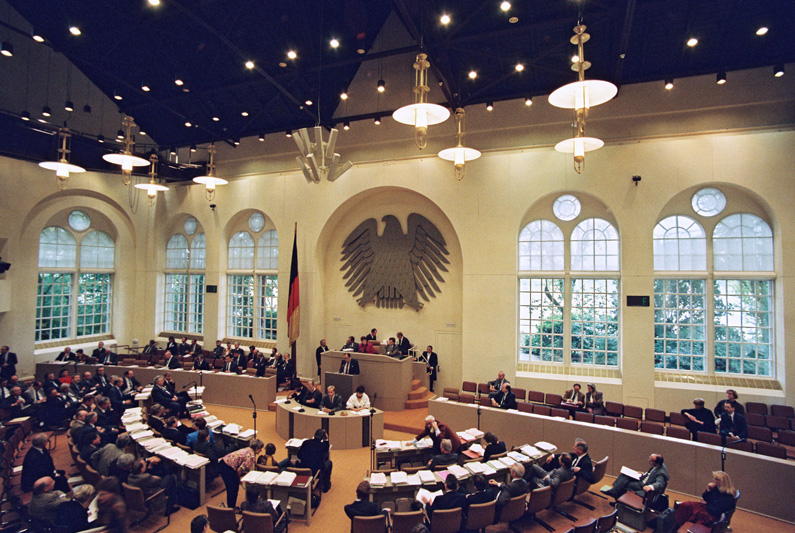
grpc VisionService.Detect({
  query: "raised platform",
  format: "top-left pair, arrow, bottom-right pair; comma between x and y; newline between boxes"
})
383,406 -> 428,434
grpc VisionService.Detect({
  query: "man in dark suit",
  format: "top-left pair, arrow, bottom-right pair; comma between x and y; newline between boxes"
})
489,463 -> 528,521
315,339 -> 329,375
161,416 -> 188,445
422,346 -> 438,392
99,349 -> 117,366
338,353 -> 360,375
193,354 -> 211,371
682,398 -> 717,437
341,336 -> 358,352
365,328 -> 378,342
22,433 -> 69,493
562,383 -> 585,408
601,453 -> 669,500
93,367 -> 110,392
466,474 -> 496,512
491,383 -> 518,410
212,340 -> 225,359
487,371 -> 510,399
713,389 -> 745,418
122,370 -> 142,394
525,453 -> 575,491
91,342 -> 107,362
297,380 -> 322,408
427,438 -> 459,470
298,428 -> 332,492
427,475 -> 467,520
152,376 -> 182,417
232,348 -> 247,373
344,480 -> 385,520
2,386 -> 29,418
396,332 -> 411,356
55,347 -> 75,361
162,351 -> 181,369
107,377 -> 132,414
189,339 -> 202,355
0,346 -> 17,380
179,337 -> 191,356
220,355 -> 238,374
719,402 -> 748,443
321,385 -> 344,413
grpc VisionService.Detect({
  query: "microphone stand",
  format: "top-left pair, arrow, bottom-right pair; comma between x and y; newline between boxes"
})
249,394 -> 257,439
369,406 -> 376,473
477,405 -> 482,430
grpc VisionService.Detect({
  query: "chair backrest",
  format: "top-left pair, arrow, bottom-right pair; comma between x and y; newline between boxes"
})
770,404 -> 795,418
207,504 -> 239,532
615,418 -> 639,431
477,383 -> 490,395
669,411 -> 689,426
623,405 -> 643,420
287,466 -> 314,476
777,430 -> 795,446
512,388 -> 526,401
479,396 -> 492,407
755,441 -> 787,459
517,401 -> 533,413
461,381 -> 477,393
526,485 -> 553,514
729,440 -> 754,453
725,490 -> 740,528
121,482 -> 147,514
550,407 -> 569,419
246,368 -> 257,375
574,412 -> 594,424
746,412 -> 766,427
552,477 -> 576,505
533,405 -> 551,416
605,401 -> 624,417
574,517 -> 597,533
596,508 -> 617,532
458,393 -> 474,404
745,402 -> 768,415
442,388 -> 459,401
710,513 -> 726,533
641,421 -> 665,435
665,425 -> 691,440
400,465 -> 425,474
592,456 -> 609,484
527,390 -> 545,403
545,393 -> 562,406
391,510 -> 424,533
698,432 -> 722,446
747,425 -> 772,442
574,474 -> 591,497
645,408 -> 666,423
499,494 -> 527,523
352,514 -> 387,533
84,464 -> 102,486
594,415 -> 615,427
766,415 -> 790,431
430,507 -> 462,533
464,500 -> 496,530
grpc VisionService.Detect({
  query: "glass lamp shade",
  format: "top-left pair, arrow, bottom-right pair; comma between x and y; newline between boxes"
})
39,160 -> 86,178
392,102 -> 450,127
102,152 -> 150,171
438,146 -> 481,165
193,176 -> 228,190
554,136 -> 604,155
134,183 -> 168,194
548,80 -> 617,110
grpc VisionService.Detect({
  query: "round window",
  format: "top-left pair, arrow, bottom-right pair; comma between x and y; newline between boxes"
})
183,216 -> 198,235
68,210 -> 91,231
691,188 -> 726,217
553,194 -> 581,221
248,212 -> 265,232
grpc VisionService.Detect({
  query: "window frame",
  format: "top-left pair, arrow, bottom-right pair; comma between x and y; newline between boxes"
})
163,219 -> 205,335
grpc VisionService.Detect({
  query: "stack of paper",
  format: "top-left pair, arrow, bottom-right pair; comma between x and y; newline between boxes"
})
457,431 -> 476,443
124,423 -> 147,433
416,488 -> 442,505
508,451 -> 530,463
447,465 -> 469,479
535,441 -> 556,452
130,430 -> 154,441
369,472 -> 387,487
620,466 -> 642,480
415,438 -> 433,449
239,429 -> 256,439
465,428 -> 485,439
436,397 -> 449,402
418,470 -> 436,484
241,471 -> 277,484
207,419 -> 224,429
134,392 -> 151,401
406,474 -> 422,486
465,462 -> 486,474
468,443 -> 485,456
222,424 -> 240,435
486,460 -> 507,471
390,472 -> 408,485
141,438 -> 166,450
498,456 -> 517,468
481,463 -> 497,476
520,445 -> 542,458
285,438 -> 306,448
274,471 -> 297,486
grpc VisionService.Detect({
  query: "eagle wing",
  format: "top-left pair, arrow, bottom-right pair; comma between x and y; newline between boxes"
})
406,213 -> 450,302
340,218 -> 378,302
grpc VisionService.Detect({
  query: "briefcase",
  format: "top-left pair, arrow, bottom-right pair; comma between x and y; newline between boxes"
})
176,485 -> 200,509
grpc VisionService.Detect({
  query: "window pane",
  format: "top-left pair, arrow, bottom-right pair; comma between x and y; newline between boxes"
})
228,232 -> 255,270
653,216 -> 706,271
190,233 -> 206,270
257,230 -> 279,271
68,210 -> 91,231
714,279 -> 773,376
166,234 -> 190,270
653,279 -> 706,371
189,274 -> 205,334
571,218 -> 619,272
713,214 -> 773,272
76,273 -> 111,337
691,188 -> 727,217
257,275 -> 278,340
518,278 -> 564,363
552,194 -> 581,221
39,227 -> 76,268
518,220 -> 564,272
571,278 -> 620,367
80,231 -> 115,269
164,274 -> 188,332
227,274 -> 254,338
36,273 -> 72,341
183,216 -> 198,235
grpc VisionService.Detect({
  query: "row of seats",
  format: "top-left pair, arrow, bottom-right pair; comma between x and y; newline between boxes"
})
114,353 -> 281,376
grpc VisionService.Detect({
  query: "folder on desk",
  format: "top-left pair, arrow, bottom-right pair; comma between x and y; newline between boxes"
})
519,445 -> 542,458
370,472 -> 387,487
292,475 -> 311,488
535,441 -> 556,452
390,471 -> 408,485
447,465 -> 469,479
465,462 -> 486,474
508,451 -> 530,463
274,471 -> 297,486
418,470 -> 436,484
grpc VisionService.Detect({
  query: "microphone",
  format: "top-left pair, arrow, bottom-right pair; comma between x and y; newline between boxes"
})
182,381 -> 197,389
249,394 -> 256,407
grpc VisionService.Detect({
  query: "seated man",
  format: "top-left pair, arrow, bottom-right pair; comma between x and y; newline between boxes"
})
92,434 -> 131,476
365,328 -> 378,342
161,351 -> 181,370
466,474 -> 496,511
152,376 -> 183,418
713,389 -> 745,418
719,402 -> 748,443
55,347 -> 75,361
525,452 -> 574,491
396,332 -> 411,356
483,432 -> 506,461
212,340 -> 225,359
127,458 -> 179,513
341,336 -> 358,351
2,386 -> 29,418
193,354 -> 211,371
108,376 -> 133,415
162,416 -> 188,445
542,438 -> 594,484
344,480 -> 385,520
427,475 -> 467,521
220,355 -> 238,374
601,453 -> 669,500
427,438 -> 458,470
489,463 -> 528,521
682,398 -> 717,437
298,428 -> 332,492
321,385 -> 344,413
80,430 -> 103,463
346,386 -> 371,412
297,380 -> 322,409
339,353 -> 360,375
94,367 -> 111,392
108,453 -> 135,484
491,383 -> 517,410
91,341 -> 107,362
23,434 -> 70,493
384,337 -> 400,358
122,370 -> 143,394
562,383 -> 585,409
28,477 -> 68,524
487,371 -> 510,400
241,489 -> 285,531
59,483 -> 94,533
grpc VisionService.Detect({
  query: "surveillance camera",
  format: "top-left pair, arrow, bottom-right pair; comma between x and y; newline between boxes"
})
0,258 -> 9,274
209,203 -> 216,211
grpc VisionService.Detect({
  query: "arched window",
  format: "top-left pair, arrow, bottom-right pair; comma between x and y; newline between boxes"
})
653,188 -> 774,377
226,212 -> 278,340
518,195 -> 620,368
36,211 -> 115,341
164,216 -> 205,334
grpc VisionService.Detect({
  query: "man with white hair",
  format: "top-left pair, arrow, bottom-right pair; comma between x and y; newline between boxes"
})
59,483 -> 95,532
414,415 -> 461,455
489,463 -> 528,521
488,371 -> 510,400
22,433 -> 69,493
29,477 -> 68,523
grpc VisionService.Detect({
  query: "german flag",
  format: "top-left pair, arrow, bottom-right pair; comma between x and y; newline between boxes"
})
287,224 -> 300,347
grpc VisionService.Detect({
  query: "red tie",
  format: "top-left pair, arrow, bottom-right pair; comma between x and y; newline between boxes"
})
345,362 -> 350,374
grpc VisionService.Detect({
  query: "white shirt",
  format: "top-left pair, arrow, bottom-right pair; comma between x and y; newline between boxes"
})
346,393 -> 371,410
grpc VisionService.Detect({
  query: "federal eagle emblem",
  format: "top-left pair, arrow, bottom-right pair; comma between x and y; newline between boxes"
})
340,214 -> 450,310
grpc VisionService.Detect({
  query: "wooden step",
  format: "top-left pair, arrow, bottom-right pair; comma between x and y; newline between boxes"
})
405,398 -> 430,409
411,379 -> 422,391
268,402 -> 277,412
408,387 -> 428,400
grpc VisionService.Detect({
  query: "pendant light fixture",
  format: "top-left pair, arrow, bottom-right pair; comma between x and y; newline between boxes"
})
134,154 -> 167,206
392,53 -> 450,149
437,108 -> 480,180
293,126 -> 353,183
193,143 -> 227,201
102,116 -> 149,184
548,24 -> 617,173
39,127 -> 86,190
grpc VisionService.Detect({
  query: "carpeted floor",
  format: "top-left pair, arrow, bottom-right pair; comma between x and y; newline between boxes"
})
49,405 -> 794,532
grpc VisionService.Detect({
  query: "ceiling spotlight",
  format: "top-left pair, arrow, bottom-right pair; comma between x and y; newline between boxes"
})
190,144 -> 196,153
515,63 -> 524,72
374,116 -> 381,125
258,133 -> 265,142
233,138 -> 240,146
774,64 -> 784,77
184,121 -> 192,127
340,91 -> 348,100
664,78 -> 674,90
524,97 -> 532,106
330,38 -> 340,48
716,71 -> 727,84
21,110 -> 30,121
241,111 -> 249,117
97,134 -> 104,143
41,106 -> 51,117
212,116 -> 219,122
116,129 -> 125,140
377,79 -> 385,92
278,61 -> 287,68
287,49 -> 297,60
0,42 -> 14,57
486,101 -> 493,111
113,90 -> 122,101
141,81 -> 150,92
169,147 -> 176,155
286,130 -> 292,138
571,55 -> 580,63
69,26 -> 81,36
343,121 -> 350,130
468,70 -> 477,79
174,77 -> 184,86
31,31 -> 44,43
357,47 -> 365,55
148,0 -> 160,5
64,100 -> 74,112
686,37 -> 698,47
500,1 -> 511,11
83,104 -> 91,113
440,14 -> 451,25
756,26 -> 768,36
509,16 -> 518,23
139,131 -> 146,136
245,60 -> 255,69
305,99 -> 313,106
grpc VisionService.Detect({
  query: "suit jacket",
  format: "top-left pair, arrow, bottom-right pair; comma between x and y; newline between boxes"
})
542,466 -> 574,490
495,390 -> 517,410
165,341 -> 179,355
496,478 -> 528,507
162,426 -> 188,445
298,438 -> 330,476
429,452 -> 459,470
94,374 -> 110,391
58,499 -> 90,533
21,447 -> 56,492
221,360 -> 238,373
300,388 -> 322,408
385,344 -> 399,357
24,387 -> 46,404
483,441 -> 506,462
91,348 -> 106,361
234,354 -> 248,371
338,358 -> 360,375
55,351 -> 76,361
164,355 -> 181,369
100,352 -> 118,365
640,463 -> 669,493
719,412 -> 748,440
428,489 -> 467,518
426,351 -> 438,380
397,337 -> 411,355
584,391 -> 605,415
416,422 -> 462,454
562,389 -> 585,406
344,499 -> 382,520
321,393 -> 344,412
151,385 -> 176,406
714,399 -> 745,418
0,351 -> 17,379
466,488 -> 496,511
107,386 -> 128,413
682,407 -> 717,433
212,346 -> 225,358
122,376 -> 141,393
179,342 -> 191,355
315,345 -> 329,367
571,453 -> 594,484
193,358 -> 211,371
488,378 -> 510,391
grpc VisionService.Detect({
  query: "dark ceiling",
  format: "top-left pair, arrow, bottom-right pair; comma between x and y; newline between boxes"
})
3,0 -> 795,163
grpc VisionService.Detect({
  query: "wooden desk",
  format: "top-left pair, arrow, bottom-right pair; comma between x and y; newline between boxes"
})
321,351 -> 413,411
274,401 -> 384,450
429,399 -> 795,523
243,478 -> 313,525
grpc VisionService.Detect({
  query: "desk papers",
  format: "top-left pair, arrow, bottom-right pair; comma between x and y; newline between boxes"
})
369,472 -> 387,487
620,466 -> 642,480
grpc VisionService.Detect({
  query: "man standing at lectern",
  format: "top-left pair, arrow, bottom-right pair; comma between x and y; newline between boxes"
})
339,353 -> 360,375
315,339 -> 329,376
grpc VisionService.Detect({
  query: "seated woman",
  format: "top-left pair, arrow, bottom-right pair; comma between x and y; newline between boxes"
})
675,471 -> 737,528
257,442 -> 280,468
58,369 -> 72,384
483,431 -> 506,461
240,489 -> 286,531
584,383 -> 605,415
357,336 -> 377,354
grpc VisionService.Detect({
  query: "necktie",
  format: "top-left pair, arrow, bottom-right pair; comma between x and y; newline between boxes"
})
345,362 -> 350,374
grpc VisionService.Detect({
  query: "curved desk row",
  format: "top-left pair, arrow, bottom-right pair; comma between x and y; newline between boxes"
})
35,362 -> 277,409
428,398 -> 795,523
274,401 -> 384,450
